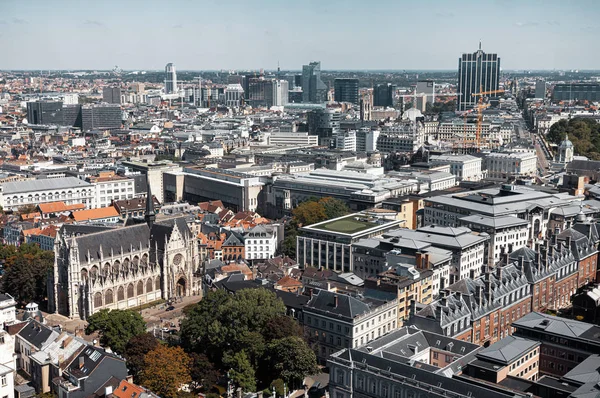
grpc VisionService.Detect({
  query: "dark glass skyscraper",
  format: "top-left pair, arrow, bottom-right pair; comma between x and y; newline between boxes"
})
301,61 -> 327,103
457,44 -> 501,111
334,78 -> 359,104
373,83 -> 396,107
26,101 -> 64,125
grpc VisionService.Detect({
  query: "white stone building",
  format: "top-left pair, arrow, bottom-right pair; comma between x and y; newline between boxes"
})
0,178 -> 94,211
244,224 -> 279,260
429,154 -> 483,181
484,151 -> 537,180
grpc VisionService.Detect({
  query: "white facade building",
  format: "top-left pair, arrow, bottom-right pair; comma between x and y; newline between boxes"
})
92,177 -> 135,209
0,177 -> 94,211
225,84 -> 244,108
336,131 -> 357,152
244,224 -> 279,260
484,151 -> 537,180
267,132 -> 319,146
429,154 -> 483,181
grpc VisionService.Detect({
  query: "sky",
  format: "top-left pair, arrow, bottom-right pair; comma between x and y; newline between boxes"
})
1,0 -> 599,71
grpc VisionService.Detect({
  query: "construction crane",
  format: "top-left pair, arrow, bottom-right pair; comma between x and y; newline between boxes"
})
470,88 -> 505,148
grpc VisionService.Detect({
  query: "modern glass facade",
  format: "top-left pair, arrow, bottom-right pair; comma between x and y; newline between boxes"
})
552,84 -> 600,102
302,61 -> 327,103
373,83 -> 396,107
334,78 -> 359,104
26,101 -> 64,125
457,47 -> 501,111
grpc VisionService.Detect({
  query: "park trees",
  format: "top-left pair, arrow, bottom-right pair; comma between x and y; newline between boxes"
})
85,309 -> 146,354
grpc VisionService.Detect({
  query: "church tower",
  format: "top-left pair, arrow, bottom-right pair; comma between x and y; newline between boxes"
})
145,177 -> 156,228
558,134 -> 574,164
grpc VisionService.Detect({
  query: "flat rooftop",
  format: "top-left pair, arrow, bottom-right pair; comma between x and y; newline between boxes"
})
319,215 -> 379,234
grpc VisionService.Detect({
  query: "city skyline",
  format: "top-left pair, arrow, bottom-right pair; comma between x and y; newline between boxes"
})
1,0 -> 599,71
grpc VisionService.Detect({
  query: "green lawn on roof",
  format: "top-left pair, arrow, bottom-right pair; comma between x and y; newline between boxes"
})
319,217 -> 378,234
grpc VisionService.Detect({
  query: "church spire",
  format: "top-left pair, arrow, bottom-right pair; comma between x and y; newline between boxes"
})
145,176 -> 156,228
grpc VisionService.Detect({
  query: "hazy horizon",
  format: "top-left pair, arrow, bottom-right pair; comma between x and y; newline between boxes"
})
1,0 -> 599,70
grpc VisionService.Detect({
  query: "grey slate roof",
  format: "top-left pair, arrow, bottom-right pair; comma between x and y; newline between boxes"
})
17,320 -> 58,349
512,312 -> 600,343
2,177 -> 91,194
562,354 -> 600,385
476,335 -> 540,365
384,225 -> 487,250
305,290 -> 372,320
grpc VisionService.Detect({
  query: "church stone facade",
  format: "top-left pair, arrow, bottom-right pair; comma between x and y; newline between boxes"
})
48,216 -> 198,320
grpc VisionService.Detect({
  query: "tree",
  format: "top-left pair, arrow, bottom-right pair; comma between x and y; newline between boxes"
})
140,345 -> 191,398
2,243 -> 53,304
189,353 -> 220,392
180,288 -> 286,364
223,351 -> 256,393
124,333 -> 159,382
266,337 -> 319,389
269,379 -> 285,397
292,201 -> 327,226
263,315 -> 303,342
18,204 -> 38,215
319,197 -> 350,220
547,118 -> 600,160
85,309 -> 146,354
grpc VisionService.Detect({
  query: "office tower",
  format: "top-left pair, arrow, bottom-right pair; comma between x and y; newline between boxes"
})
534,80 -> 546,99
63,104 -> 82,128
334,78 -> 359,104
81,104 -> 122,131
294,74 -> 302,87
102,87 -> 122,104
302,61 -> 327,103
552,83 -> 600,102
307,108 -> 341,145
164,63 -> 177,94
457,43 -> 501,111
26,100 -> 64,125
416,80 -> 434,111
373,83 -> 396,107
272,80 -> 289,106
225,84 -> 244,107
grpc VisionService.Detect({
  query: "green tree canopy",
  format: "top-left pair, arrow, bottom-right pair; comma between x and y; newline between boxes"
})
85,309 -> 146,354
319,197 -> 350,220
547,118 -> 600,160
266,336 -> 319,389
124,333 -> 159,382
263,315 -> 303,342
224,351 -> 256,393
189,353 -> 221,392
1,243 -> 53,304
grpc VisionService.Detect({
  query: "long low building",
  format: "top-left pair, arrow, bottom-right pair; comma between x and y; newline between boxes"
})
0,177 -> 94,211
163,167 -> 264,212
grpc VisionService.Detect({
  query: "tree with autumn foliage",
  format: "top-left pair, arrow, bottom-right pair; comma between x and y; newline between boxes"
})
140,345 -> 192,398
124,333 -> 159,382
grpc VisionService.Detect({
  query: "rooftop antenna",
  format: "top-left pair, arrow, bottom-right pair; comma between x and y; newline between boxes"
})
479,40 -> 482,51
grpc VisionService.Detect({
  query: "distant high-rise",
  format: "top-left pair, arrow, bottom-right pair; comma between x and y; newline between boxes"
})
102,87 -> 122,104
457,44 -> 501,111
535,80 -> 546,99
26,101 -> 64,125
165,63 -> 177,94
307,108 -> 341,145
373,83 -> 396,107
81,104 -> 122,131
334,78 -> 359,104
302,61 -> 327,103
416,80 -> 434,112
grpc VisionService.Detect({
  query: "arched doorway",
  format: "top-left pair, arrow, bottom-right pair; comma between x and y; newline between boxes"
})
176,277 -> 186,297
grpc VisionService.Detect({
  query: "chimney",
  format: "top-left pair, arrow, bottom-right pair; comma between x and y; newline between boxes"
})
553,227 -> 560,245
535,243 -> 542,267
566,236 -> 572,249
435,305 -> 443,321
415,252 -> 423,269
79,356 -> 84,369
518,255 -> 525,270
440,296 -> 448,307
475,285 -> 483,304
496,266 -> 503,281
470,269 -> 475,279
309,288 -> 313,298
508,243 -> 514,253
334,295 -> 339,308
105,386 -> 113,396
410,299 -> 417,317
503,248 -> 510,265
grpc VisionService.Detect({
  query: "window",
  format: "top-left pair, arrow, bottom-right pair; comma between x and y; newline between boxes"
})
1,375 -> 6,387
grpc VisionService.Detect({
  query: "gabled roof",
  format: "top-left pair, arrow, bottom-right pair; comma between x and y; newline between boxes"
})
305,290 -> 372,320
72,207 -> 120,222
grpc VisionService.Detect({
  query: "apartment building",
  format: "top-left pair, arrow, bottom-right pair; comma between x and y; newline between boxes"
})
303,289 -> 398,363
